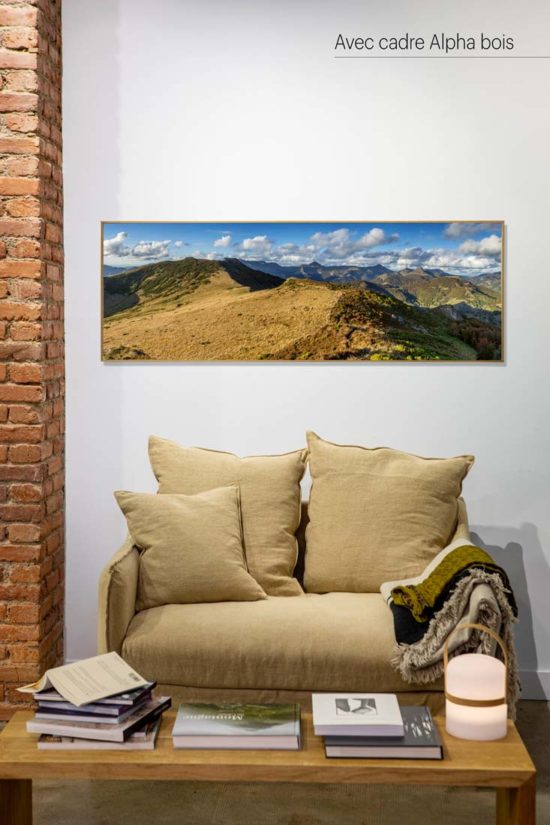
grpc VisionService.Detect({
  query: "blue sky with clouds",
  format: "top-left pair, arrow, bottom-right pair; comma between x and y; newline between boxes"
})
103,221 -> 502,276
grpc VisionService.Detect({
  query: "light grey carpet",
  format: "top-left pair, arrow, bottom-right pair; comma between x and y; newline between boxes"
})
24,701 -> 549,824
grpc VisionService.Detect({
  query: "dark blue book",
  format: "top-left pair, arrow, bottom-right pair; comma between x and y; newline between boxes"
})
324,706 -> 442,759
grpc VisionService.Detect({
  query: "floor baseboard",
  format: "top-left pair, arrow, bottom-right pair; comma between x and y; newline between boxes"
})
519,669 -> 550,700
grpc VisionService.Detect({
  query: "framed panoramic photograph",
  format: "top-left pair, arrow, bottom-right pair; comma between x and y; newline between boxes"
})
102,221 -> 503,362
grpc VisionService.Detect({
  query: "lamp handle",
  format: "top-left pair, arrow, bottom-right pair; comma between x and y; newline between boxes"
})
443,621 -> 508,675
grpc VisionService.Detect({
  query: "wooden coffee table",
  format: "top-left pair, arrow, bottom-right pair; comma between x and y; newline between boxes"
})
0,710 -> 536,824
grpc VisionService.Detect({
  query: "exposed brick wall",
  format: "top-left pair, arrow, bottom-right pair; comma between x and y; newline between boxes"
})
0,0 -> 63,717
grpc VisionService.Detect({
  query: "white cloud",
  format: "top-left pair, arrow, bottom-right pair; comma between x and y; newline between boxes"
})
238,235 -> 274,258
173,241 -> 183,248
104,233 -> 172,261
132,240 -> 171,259
444,222 -> 500,238
104,232 -> 129,257
213,233 -> 232,248
309,227 -> 399,261
458,234 -> 502,257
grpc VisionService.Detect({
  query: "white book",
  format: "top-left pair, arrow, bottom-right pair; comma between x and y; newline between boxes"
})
311,693 -> 403,737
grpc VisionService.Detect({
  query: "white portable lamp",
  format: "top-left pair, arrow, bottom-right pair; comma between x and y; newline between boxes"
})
444,622 -> 508,741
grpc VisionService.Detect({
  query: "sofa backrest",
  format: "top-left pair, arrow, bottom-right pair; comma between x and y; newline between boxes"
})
293,498 -> 469,588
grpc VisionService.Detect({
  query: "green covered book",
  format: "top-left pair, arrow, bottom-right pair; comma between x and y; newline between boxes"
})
172,702 -> 301,750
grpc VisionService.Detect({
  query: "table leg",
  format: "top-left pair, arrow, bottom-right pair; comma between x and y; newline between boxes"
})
0,779 -> 32,825
496,776 -> 536,825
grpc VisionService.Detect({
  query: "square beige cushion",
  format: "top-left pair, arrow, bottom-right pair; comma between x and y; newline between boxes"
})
115,486 -> 266,609
304,432 -> 474,593
149,436 -> 307,596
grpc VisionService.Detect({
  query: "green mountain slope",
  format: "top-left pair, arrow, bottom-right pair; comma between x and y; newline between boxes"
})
103,257 -> 283,318
373,268 -> 500,311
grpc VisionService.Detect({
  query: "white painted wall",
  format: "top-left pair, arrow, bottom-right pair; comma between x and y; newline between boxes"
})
63,0 -> 550,696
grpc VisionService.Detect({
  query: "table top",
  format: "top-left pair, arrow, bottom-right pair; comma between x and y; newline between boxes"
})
0,711 -> 535,788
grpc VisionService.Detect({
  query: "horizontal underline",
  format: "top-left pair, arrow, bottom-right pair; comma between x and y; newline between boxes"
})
334,55 -> 550,59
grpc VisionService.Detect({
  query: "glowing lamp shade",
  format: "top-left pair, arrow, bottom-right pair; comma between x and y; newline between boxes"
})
444,623 -> 508,741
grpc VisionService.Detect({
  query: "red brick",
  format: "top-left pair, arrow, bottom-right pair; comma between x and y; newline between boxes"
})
6,198 -> 40,218
0,7 -> 38,25
0,503 -> 42,522
1,28 -> 38,51
0,423 -> 43,442
0,136 -> 39,154
0,545 -> 40,562
0,0 -> 64,711
0,582 -> 39,600
8,645 -> 40,664
8,603 -> 40,624
0,261 -> 41,279
8,404 -> 40,423
8,278 -> 41,298
8,444 -> 42,463
4,112 -> 39,132
0,49 -> 37,70
9,364 -> 42,384
10,483 -> 41,502
0,302 -> 41,321
0,624 -> 40,642
0,384 -> 43,402
0,464 -> 41,481
0,92 -> 38,112
10,238 -> 40,257
0,217 -> 40,237
0,342 -> 44,361
7,523 -> 40,543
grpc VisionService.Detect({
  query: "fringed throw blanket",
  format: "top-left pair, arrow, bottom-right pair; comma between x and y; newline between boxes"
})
380,538 -> 520,714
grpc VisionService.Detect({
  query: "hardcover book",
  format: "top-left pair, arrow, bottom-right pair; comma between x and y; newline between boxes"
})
324,706 -> 442,759
172,702 -> 301,750
312,693 -> 404,737
27,695 -> 171,743
37,718 -> 161,751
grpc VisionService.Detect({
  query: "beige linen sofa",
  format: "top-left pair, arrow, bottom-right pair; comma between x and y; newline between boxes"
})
98,500 -> 470,712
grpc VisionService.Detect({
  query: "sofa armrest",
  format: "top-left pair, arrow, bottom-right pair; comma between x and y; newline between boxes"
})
454,497 -> 470,542
97,536 -> 140,654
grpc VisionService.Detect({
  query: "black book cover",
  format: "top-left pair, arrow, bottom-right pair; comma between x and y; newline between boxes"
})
325,706 -> 442,757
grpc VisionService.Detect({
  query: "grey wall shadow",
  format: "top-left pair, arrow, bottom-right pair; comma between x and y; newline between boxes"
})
471,523 -> 549,699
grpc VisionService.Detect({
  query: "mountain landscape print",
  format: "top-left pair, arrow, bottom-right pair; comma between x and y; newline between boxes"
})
102,221 -> 503,362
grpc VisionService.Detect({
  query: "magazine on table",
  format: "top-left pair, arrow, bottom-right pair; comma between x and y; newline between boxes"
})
18,652 -> 149,707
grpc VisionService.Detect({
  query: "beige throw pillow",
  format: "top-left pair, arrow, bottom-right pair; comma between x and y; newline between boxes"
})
115,486 -> 266,609
148,436 -> 307,596
304,432 -> 474,593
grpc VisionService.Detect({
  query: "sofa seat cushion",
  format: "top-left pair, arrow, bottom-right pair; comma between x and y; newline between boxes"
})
122,593 -> 437,693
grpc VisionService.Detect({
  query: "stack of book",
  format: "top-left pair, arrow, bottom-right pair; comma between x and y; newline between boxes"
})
172,702 -> 301,750
312,693 -> 442,760
18,652 -> 171,750
28,683 -> 171,750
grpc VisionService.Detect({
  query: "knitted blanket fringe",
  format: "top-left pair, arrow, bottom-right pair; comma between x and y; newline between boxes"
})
390,568 -> 519,717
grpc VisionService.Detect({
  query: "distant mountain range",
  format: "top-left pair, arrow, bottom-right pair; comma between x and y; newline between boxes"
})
102,256 -> 502,361
103,265 -> 131,277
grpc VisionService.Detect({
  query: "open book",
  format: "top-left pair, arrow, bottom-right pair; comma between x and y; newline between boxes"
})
18,652 -> 148,707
